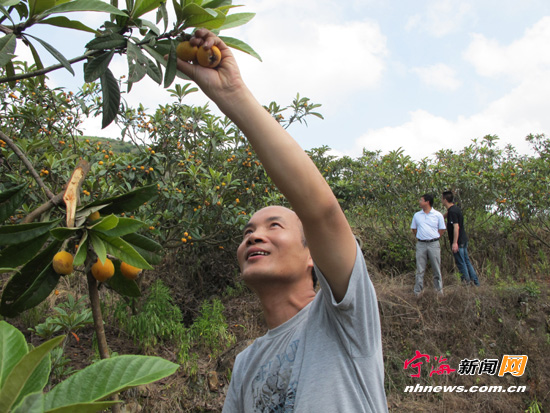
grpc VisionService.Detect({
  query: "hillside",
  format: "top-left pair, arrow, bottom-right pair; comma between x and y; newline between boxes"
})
18,253 -> 546,413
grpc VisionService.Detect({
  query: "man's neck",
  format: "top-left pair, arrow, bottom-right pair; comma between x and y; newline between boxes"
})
256,282 -> 316,330
422,205 -> 432,213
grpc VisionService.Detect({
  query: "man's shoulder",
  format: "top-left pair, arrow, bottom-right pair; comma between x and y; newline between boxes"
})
430,208 -> 444,217
413,210 -> 424,218
448,205 -> 463,217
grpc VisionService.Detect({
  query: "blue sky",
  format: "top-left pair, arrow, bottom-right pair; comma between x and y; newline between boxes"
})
18,0 -> 550,160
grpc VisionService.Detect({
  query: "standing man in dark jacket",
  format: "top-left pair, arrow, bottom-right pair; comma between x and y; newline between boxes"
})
441,191 -> 480,286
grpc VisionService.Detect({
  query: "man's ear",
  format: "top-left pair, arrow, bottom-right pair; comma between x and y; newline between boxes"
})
307,254 -> 314,271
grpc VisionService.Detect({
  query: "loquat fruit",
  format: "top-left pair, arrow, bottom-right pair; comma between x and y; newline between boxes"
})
120,262 -> 142,280
52,251 -> 74,275
91,258 -> 115,282
196,45 -> 222,68
176,41 -> 198,62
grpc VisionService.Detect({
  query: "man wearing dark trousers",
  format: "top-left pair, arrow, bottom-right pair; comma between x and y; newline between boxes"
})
442,191 -> 480,286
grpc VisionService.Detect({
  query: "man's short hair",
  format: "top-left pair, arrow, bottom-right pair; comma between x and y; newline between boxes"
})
422,193 -> 434,207
442,191 -> 454,203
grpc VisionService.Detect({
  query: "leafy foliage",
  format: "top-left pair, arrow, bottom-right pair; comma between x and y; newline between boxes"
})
0,320 -> 179,413
0,0 -> 259,127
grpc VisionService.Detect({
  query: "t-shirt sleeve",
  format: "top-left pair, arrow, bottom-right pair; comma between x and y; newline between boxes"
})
314,242 -> 382,358
447,208 -> 459,225
410,214 -> 417,229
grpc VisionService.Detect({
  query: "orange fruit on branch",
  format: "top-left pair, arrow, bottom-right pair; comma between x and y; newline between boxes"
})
87,211 -> 100,222
91,258 -> 115,282
120,262 -> 142,280
176,41 -> 198,62
197,45 -> 221,68
52,251 -> 74,275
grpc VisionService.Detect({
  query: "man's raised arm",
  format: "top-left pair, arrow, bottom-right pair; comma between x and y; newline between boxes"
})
175,30 -> 357,301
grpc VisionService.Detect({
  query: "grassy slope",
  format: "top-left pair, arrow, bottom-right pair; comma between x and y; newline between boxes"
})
129,262 -> 548,412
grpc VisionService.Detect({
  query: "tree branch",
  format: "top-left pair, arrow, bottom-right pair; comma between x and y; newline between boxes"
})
0,130 -> 56,199
0,50 -> 99,84
22,191 -> 64,224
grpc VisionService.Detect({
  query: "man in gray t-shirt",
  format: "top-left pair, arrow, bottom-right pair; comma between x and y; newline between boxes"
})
175,29 -> 388,412
223,242 -> 386,412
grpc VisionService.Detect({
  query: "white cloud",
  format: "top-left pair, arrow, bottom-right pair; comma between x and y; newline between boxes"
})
411,63 -> 461,91
350,15 -> 550,160
230,1 -> 388,111
464,16 -> 550,79
406,0 -> 474,37
351,72 -> 549,160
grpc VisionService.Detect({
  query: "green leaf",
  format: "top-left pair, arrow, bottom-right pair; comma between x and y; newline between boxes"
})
46,401 -> 121,412
219,36 -> 262,61
0,233 -> 49,269
89,214 -> 119,231
181,2 -> 215,19
39,16 -> 97,33
100,68 -> 120,129
85,185 -> 157,215
83,50 -> 114,82
183,7 -> 226,29
106,262 -> 141,297
96,234 -> 153,269
24,34 -> 75,75
39,0 -> 128,17
146,58 -> 162,84
30,0 -> 55,16
42,356 -> 177,410
0,33 -> 16,67
0,241 -> 62,317
163,40 -> 177,88
218,12 -> 254,30
94,217 -> 147,237
50,227 -> 79,241
0,320 -> 28,390
122,233 -> 163,265
25,40 -> 46,83
11,392 -> 44,413
89,233 -> 106,264
131,0 -> 162,19
202,0 -> 231,8
85,33 -> 127,50
171,0 -> 183,23
142,43 -> 191,81
13,347 -> 51,410
0,333 -> 64,413
127,42 -> 148,83
73,234 -> 88,267
0,183 -> 26,223
0,220 -> 60,246
1,0 -> 22,8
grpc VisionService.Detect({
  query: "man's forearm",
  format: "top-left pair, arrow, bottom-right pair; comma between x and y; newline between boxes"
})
453,224 -> 459,244
220,88 -> 335,221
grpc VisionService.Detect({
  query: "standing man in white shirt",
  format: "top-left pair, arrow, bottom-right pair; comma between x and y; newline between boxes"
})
410,194 -> 446,296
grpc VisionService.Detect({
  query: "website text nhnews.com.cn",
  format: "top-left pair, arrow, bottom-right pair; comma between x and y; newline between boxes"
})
404,384 -> 527,394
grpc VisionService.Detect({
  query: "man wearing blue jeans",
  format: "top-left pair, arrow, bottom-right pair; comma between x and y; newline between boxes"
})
411,194 -> 446,296
441,191 -> 480,286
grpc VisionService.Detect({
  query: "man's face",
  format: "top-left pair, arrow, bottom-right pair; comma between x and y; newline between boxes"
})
236,206 -> 312,286
441,197 -> 449,208
419,197 -> 428,208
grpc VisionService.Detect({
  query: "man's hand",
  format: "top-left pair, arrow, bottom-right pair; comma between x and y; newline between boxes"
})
170,29 -> 248,115
452,242 -> 459,253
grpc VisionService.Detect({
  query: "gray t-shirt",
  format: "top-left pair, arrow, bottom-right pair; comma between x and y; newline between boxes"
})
222,243 -> 388,412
